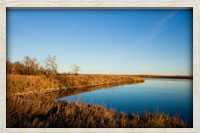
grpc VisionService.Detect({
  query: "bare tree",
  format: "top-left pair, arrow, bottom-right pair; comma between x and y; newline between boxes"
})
24,56 -> 39,67
71,64 -> 80,75
43,55 -> 57,75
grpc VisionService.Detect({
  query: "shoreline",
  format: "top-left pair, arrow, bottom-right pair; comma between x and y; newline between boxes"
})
8,74 -> 192,97
7,74 -> 191,128
58,73 -> 193,79
13,80 -> 145,97
7,94 -> 189,128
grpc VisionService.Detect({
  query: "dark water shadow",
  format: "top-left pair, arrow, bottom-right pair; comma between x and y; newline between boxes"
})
46,81 -> 144,99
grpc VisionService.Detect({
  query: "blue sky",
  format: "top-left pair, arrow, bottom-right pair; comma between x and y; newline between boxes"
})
7,9 -> 192,75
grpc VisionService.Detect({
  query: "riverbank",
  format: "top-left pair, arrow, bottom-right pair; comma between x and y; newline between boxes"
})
7,74 -> 190,128
7,74 -> 145,96
7,74 -> 192,96
7,95 -> 187,128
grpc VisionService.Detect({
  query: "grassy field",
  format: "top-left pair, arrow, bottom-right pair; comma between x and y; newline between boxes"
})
7,74 -> 144,95
7,74 -> 192,95
7,74 -> 190,128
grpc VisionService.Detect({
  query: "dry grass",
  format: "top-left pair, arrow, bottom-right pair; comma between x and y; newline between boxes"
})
7,74 -> 144,95
7,95 -> 187,128
7,74 -> 59,94
7,74 -> 189,128
6,57 -> 191,128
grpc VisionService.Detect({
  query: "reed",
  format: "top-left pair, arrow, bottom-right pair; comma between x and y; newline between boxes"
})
7,95 -> 187,128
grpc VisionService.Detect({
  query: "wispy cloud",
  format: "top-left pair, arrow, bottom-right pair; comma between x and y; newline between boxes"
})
152,11 -> 179,32
135,11 -> 180,46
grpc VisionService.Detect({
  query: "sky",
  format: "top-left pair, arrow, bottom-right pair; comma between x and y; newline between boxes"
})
6,9 -> 193,75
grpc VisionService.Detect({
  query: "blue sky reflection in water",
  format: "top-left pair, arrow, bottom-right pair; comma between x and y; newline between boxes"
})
57,79 -> 193,126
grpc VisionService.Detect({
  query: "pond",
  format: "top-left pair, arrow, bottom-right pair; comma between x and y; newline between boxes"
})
57,79 -> 193,126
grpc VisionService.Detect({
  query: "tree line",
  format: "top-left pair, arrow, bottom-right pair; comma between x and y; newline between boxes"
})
6,55 -> 80,75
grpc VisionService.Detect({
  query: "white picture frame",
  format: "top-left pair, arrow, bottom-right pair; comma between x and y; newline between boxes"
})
0,0 -> 200,132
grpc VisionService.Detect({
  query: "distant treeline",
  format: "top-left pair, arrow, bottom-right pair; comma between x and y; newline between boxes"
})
134,75 -> 193,79
7,55 -> 57,75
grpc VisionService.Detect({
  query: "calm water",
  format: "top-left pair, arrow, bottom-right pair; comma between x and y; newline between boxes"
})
57,79 -> 193,125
